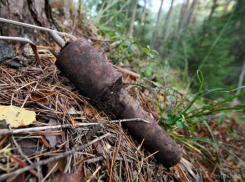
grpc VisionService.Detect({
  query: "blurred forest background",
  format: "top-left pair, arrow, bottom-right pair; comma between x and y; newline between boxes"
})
52,0 -> 244,101
0,0 -> 245,180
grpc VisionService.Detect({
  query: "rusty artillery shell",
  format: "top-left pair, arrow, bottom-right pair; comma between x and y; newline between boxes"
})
56,39 -> 122,100
56,39 -> 182,167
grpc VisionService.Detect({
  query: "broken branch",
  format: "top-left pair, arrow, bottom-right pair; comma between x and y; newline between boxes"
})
0,118 -> 149,136
0,133 -> 110,181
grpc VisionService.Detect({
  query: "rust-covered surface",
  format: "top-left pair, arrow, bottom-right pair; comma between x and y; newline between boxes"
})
95,83 -> 182,167
56,39 -> 122,100
56,39 -> 182,167
117,88 -> 182,167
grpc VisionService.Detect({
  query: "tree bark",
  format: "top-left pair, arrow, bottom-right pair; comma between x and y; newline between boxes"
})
208,0 -> 218,20
151,0 -> 164,48
185,0 -> 199,28
223,0 -> 232,14
176,0 -> 189,42
0,0 -> 52,39
78,0 -> 83,18
102,0 -> 131,26
235,60 -> 245,96
156,0 -> 175,51
138,0 -> 147,38
128,0 -> 139,36
177,0 -> 189,32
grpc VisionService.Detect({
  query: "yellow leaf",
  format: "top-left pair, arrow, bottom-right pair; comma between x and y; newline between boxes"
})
0,105 -> 36,128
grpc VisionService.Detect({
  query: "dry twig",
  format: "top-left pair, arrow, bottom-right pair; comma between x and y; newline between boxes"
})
0,133 -> 110,181
0,118 -> 149,136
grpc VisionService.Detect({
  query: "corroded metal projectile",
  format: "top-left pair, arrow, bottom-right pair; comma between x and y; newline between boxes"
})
56,39 -> 182,167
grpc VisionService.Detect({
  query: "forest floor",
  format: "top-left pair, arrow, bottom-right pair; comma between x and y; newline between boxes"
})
0,16 -> 245,182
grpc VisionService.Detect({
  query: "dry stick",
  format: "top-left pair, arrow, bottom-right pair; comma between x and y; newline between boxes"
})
136,138 -> 145,154
0,36 -> 41,62
49,30 -> 66,48
0,136 -> 8,147
8,154 -> 38,177
42,162 -> 58,182
11,134 -> 33,165
0,18 -> 77,40
80,156 -> 124,166
143,151 -> 159,161
0,149 -> 65,171
0,118 -> 149,136
134,151 -> 159,181
86,166 -> 101,182
109,121 -> 122,182
112,64 -> 140,79
111,64 -> 161,86
0,36 -> 35,45
0,133 -> 110,182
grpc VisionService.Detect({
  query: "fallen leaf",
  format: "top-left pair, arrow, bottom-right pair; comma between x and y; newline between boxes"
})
0,119 -> 7,128
93,141 -> 103,154
93,42 -> 101,50
31,92 -> 49,105
86,125 -> 102,139
18,138 -> 38,156
0,105 -> 36,128
53,166 -> 85,182
47,158 -> 67,175
9,172 -> 25,182
68,107 -> 77,114
40,135 -> 50,148
97,36 -> 103,40
9,154 -> 38,177
84,105 -> 94,117
44,119 -> 59,148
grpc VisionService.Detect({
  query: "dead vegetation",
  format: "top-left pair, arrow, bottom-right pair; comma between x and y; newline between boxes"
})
0,4 -> 245,181
0,44 -> 187,181
0,34 -> 244,181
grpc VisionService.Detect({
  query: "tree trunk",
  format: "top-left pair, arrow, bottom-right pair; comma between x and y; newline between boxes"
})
176,0 -> 189,41
78,0 -> 83,18
138,0 -> 147,38
156,0 -> 175,51
128,0 -> 139,36
0,0 -> 52,39
234,51 -> 245,101
199,0 -> 218,45
223,0 -> 232,14
208,0 -> 218,20
151,0 -> 164,48
102,0 -> 131,26
185,0 -> 199,28
235,60 -> 245,95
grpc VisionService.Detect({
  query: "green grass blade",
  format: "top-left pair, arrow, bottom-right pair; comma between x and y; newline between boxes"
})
187,91 -> 245,117
188,106 -> 245,119
182,70 -> 204,115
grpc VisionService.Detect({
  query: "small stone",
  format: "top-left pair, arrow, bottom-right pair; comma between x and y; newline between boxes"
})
0,40 -> 16,63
